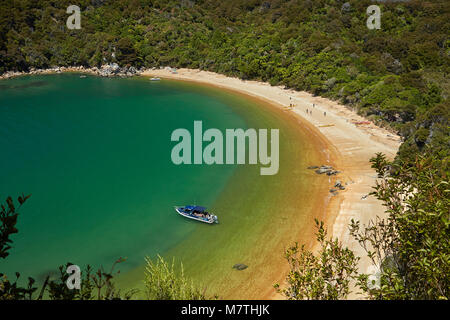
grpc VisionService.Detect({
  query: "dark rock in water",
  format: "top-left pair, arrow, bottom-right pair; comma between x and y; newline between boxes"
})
314,165 -> 340,175
307,166 -> 319,169
233,263 -> 248,271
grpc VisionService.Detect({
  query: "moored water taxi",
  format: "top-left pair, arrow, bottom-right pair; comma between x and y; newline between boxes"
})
174,205 -> 218,224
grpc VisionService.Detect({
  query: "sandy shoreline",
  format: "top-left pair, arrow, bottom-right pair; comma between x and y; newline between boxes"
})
142,68 -> 401,299
2,67 -> 401,298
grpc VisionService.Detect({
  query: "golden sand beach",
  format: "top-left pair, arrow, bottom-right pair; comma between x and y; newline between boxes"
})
141,68 -> 401,299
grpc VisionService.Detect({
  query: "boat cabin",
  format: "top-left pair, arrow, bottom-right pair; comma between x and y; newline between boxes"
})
184,205 -> 209,217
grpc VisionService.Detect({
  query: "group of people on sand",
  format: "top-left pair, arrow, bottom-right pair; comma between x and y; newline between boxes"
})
288,98 -> 327,117
289,97 -> 295,107
305,103 -> 326,116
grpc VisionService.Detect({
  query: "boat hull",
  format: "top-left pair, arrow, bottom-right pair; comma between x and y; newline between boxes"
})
174,206 -> 218,224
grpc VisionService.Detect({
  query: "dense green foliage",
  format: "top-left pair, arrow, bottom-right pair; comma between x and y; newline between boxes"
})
0,0 -> 448,164
0,194 -> 30,259
350,153 -> 449,299
280,153 -> 449,300
274,219 -> 359,300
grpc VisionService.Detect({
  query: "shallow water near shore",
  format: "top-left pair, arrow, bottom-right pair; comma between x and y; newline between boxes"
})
0,73 -> 329,298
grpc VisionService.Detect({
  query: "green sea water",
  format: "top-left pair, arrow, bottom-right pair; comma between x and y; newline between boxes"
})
0,73 -> 328,298
0,74 -> 250,281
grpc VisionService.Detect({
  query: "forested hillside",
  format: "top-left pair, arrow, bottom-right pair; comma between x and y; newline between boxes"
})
0,0 -> 449,165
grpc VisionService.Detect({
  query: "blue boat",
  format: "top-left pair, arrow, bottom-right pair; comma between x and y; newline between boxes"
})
174,205 -> 218,224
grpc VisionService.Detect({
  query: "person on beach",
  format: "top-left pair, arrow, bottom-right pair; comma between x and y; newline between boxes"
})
306,108 -> 308,114
324,111 -> 326,116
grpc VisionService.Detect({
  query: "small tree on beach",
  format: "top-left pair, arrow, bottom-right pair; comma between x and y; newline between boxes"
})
274,219 -> 359,300
277,153 -> 449,300
350,153 -> 449,300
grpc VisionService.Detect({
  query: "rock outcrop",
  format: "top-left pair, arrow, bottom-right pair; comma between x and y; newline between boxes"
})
334,180 -> 346,190
313,165 -> 340,176
0,64 -> 143,79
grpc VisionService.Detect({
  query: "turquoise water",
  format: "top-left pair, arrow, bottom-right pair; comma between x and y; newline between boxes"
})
0,74 -> 247,282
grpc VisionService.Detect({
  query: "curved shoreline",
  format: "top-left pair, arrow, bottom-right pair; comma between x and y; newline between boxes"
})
2,71 -> 335,299
111,78 -> 334,299
2,68 -> 402,299
141,68 -> 401,299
